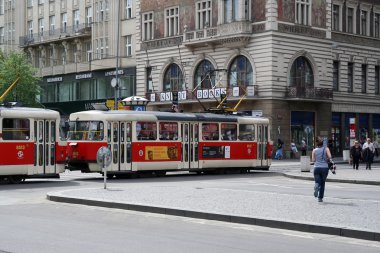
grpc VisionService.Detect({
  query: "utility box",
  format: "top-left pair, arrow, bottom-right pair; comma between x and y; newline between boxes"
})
343,150 -> 350,161
300,156 -> 311,172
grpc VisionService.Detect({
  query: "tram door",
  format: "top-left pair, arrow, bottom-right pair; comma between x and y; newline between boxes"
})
34,120 -> 56,174
181,123 -> 199,170
108,122 -> 132,172
257,125 -> 269,167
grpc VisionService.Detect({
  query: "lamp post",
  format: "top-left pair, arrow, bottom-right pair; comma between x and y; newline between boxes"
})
113,0 -> 121,110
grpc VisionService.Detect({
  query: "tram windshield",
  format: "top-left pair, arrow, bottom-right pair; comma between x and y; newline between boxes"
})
67,121 -> 104,141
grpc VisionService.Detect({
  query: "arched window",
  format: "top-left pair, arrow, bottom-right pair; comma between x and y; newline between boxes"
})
228,55 -> 253,87
194,60 -> 215,89
163,64 -> 184,91
289,57 -> 314,87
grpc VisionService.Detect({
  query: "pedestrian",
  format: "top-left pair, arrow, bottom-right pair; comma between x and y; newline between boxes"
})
350,140 -> 362,170
290,140 -> 298,159
275,138 -> 284,160
301,138 -> 307,156
311,136 -> 332,203
362,138 -> 375,170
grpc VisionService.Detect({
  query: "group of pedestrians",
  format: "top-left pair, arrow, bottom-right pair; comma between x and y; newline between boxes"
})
350,138 -> 377,170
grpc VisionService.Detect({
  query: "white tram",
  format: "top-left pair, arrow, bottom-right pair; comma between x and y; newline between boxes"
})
66,110 -> 273,177
0,106 -> 67,183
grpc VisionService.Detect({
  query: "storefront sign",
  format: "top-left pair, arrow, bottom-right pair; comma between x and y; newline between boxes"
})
47,77 -> 62,82
75,73 -> 92,80
105,69 -> 124,76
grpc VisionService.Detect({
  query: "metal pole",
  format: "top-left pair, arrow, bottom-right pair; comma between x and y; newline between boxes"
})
103,157 -> 107,190
114,0 -> 121,110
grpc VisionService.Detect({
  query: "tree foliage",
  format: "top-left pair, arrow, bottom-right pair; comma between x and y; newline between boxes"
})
0,50 -> 41,107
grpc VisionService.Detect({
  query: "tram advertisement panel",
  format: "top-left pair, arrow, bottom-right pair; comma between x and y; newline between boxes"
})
200,143 -> 256,160
145,146 -> 178,161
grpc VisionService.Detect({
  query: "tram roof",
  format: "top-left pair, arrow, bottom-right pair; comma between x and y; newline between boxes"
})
69,110 -> 270,124
0,106 -> 60,119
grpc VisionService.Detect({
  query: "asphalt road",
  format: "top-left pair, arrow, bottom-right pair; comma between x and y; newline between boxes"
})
1,170 -> 380,253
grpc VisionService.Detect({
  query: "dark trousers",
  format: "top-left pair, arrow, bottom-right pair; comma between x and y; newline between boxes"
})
314,167 -> 329,199
352,157 -> 360,170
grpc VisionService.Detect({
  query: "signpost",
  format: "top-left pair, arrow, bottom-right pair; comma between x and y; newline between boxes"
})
96,147 -> 112,189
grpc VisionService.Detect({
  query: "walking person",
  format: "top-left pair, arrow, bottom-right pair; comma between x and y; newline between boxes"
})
350,141 -> 362,170
362,138 -> 375,170
290,140 -> 298,159
311,136 -> 332,203
274,138 -> 284,160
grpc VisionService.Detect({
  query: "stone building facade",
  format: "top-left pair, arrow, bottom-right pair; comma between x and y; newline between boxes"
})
135,0 -> 380,156
7,0 -> 138,114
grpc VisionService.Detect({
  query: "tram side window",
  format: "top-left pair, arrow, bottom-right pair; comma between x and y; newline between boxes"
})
159,122 -> 178,140
202,123 -> 219,140
2,118 -> 30,140
221,123 -> 237,141
136,122 -> 157,140
67,121 -> 104,141
239,124 -> 255,141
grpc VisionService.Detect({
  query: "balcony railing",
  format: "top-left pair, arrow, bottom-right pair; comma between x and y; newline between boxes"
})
146,85 -> 258,104
286,86 -> 333,100
183,21 -> 252,48
19,23 -> 91,47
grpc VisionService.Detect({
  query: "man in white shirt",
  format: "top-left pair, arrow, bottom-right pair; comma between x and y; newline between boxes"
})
362,138 -> 375,170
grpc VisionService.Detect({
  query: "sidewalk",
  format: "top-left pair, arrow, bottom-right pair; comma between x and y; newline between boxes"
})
47,159 -> 380,242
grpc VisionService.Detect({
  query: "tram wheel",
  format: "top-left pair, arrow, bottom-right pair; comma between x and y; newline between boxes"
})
9,176 -> 25,184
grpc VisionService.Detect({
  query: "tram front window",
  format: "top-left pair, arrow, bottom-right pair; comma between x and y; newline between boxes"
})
68,121 -> 104,141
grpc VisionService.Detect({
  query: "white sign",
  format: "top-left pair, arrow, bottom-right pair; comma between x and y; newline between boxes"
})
233,87 -> 240,97
247,86 -> 255,96
224,146 -> 231,159
150,93 -> 156,102
251,110 -> 263,117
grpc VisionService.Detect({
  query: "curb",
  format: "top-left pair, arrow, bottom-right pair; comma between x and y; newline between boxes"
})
47,194 -> 380,242
282,173 -> 380,185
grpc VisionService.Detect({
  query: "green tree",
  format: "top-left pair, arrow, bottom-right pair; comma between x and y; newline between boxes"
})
0,50 -> 41,107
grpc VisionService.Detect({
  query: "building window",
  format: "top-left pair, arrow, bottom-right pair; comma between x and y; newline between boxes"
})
289,57 -> 314,87
224,0 -> 238,23
361,64 -> 367,94
333,61 -> 339,91
125,0 -> 132,19
163,64 -> 184,92
125,35 -> 132,57
295,0 -> 310,26
332,4 -> 340,31
27,20 -> 33,37
38,18 -> 44,37
196,1 -> 211,29
61,12 -> 67,33
0,27 -> 3,44
142,12 -> 153,40
375,66 -> 379,95
49,15 -> 55,35
86,7 -> 92,26
0,0 -> 4,14
360,10 -> 368,36
73,9 -> 80,31
194,60 -> 215,89
291,111 -> 315,153
27,0 -> 33,8
347,7 -> 354,33
375,13 -> 380,38
347,62 -> 353,93
165,7 -> 179,37
228,55 -> 253,87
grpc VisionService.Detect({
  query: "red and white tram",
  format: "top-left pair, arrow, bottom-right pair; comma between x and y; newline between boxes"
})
0,106 -> 67,183
66,110 -> 272,177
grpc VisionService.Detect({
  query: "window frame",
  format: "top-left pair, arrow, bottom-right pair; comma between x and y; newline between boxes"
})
196,0 -> 211,30
347,62 -> 354,93
333,60 -> 340,91
346,4 -> 357,34
295,0 -> 311,26
165,6 -> 179,37
228,55 -> 254,87
142,12 -> 153,41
